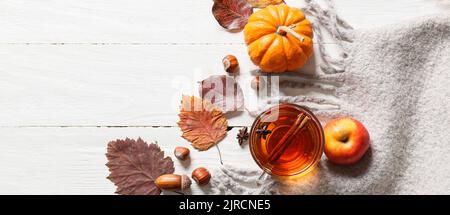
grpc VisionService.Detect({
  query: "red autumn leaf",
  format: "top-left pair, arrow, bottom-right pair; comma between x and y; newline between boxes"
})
199,75 -> 244,113
178,95 -> 228,151
212,0 -> 253,31
247,0 -> 284,8
106,138 -> 174,195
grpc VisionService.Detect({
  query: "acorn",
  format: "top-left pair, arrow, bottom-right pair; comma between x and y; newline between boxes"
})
174,146 -> 190,160
222,55 -> 239,74
155,174 -> 191,191
191,167 -> 211,185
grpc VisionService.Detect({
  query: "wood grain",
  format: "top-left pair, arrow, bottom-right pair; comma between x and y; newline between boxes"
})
0,44 -> 332,126
0,0 -> 444,43
0,127 -> 256,194
0,0 -> 446,194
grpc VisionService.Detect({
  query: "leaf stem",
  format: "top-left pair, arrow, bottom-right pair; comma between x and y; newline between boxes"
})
216,145 -> 224,165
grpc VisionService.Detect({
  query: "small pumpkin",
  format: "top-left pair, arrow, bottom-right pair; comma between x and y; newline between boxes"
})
244,4 -> 313,73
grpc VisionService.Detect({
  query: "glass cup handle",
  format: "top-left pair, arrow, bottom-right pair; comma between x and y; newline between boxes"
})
256,171 -> 268,186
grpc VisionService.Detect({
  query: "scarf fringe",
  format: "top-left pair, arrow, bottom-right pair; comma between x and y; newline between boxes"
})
245,0 -> 352,117
302,0 -> 353,74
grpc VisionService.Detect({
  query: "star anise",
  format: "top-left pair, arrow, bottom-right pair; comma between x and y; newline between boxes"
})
237,127 -> 249,145
256,123 -> 271,140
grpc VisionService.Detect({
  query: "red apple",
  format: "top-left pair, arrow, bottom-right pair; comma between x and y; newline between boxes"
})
324,117 -> 370,165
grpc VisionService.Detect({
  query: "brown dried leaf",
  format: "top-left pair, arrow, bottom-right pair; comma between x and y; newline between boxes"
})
212,0 -> 253,31
246,0 -> 284,8
178,95 -> 228,151
199,75 -> 244,113
106,138 -> 174,195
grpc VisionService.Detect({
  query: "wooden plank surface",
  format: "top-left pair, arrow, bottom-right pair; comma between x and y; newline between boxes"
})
0,0 -> 445,43
0,43 -> 333,126
0,127 -> 256,194
0,44 -> 260,126
0,0 -> 445,127
0,0 -> 446,194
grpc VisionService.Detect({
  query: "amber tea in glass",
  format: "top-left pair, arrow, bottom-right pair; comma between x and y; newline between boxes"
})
249,104 -> 324,177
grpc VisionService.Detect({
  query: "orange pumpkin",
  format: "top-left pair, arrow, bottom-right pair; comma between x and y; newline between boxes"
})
244,4 -> 313,73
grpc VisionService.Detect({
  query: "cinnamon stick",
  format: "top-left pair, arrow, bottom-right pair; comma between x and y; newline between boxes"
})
267,113 -> 310,164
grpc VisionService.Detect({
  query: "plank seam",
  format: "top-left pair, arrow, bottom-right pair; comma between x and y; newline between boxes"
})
0,125 -> 245,128
0,42 -> 336,45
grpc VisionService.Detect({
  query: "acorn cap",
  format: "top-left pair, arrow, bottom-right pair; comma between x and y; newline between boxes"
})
180,174 -> 192,191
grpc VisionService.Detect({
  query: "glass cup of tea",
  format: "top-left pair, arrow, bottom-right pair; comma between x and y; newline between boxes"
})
249,103 -> 324,177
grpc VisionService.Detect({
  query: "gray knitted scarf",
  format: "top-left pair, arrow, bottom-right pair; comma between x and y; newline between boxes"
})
208,0 -> 450,194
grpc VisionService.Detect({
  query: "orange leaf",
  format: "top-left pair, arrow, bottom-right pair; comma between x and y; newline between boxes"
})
247,0 -> 284,8
178,95 -> 228,151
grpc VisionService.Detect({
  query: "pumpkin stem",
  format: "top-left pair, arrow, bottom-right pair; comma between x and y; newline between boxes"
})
276,25 -> 305,42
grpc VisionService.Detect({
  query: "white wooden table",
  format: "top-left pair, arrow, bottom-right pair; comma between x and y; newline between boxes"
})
0,0 -> 445,194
